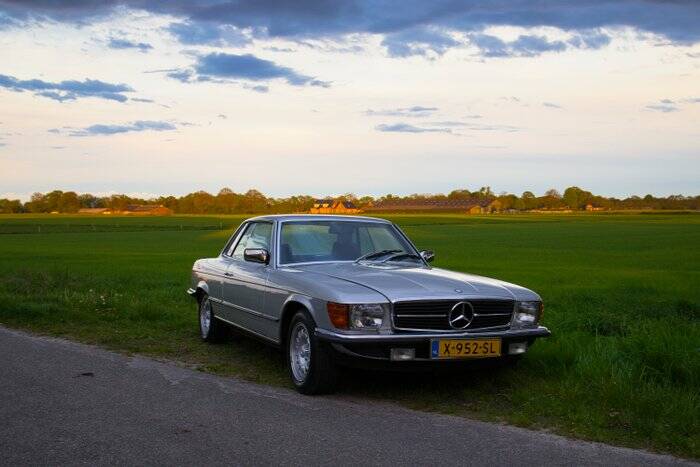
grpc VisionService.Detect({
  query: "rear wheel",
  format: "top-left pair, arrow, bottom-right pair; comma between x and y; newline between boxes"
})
286,311 -> 337,395
198,294 -> 228,342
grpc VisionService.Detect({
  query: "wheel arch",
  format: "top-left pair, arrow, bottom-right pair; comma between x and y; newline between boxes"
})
190,280 -> 210,303
279,294 -> 315,348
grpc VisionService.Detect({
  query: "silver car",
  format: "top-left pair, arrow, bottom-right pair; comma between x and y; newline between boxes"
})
188,215 -> 550,394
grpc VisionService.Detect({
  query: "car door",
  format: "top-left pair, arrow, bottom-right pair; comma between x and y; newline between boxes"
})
222,221 -> 274,337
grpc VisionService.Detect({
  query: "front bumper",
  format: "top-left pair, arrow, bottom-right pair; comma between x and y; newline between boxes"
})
315,326 -> 551,362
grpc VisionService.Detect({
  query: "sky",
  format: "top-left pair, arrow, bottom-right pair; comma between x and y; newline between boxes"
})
0,0 -> 698,201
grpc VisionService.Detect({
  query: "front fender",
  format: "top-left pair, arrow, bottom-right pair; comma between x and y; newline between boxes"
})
282,293 -> 315,313
187,280 -> 209,299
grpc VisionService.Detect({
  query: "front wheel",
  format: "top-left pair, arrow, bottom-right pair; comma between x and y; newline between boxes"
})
198,294 -> 228,342
287,311 -> 337,395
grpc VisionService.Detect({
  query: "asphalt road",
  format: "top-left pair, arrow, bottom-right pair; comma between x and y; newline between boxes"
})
0,326 -> 695,466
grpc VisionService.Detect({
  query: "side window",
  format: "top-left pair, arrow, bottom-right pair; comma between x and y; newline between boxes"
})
230,223 -> 254,259
231,222 -> 272,260
248,222 -> 272,250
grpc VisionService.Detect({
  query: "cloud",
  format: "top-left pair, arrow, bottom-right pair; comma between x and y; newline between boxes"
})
682,97 -> 700,104
60,120 -> 177,137
375,123 -> 451,134
464,123 -> 520,132
0,73 -> 133,102
468,33 -> 584,58
3,1 -> 699,54
217,114 -> 227,119
167,20 -> 251,47
382,27 -> 461,58
543,102 -> 563,109
424,121 -> 467,127
243,83 -> 269,93
365,106 -> 438,117
167,52 -> 330,89
107,37 -> 152,52
645,102 -> 678,113
130,97 -> 154,103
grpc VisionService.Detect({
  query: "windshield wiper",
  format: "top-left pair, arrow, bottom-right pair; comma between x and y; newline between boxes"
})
354,249 -> 401,263
382,252 -> 422,262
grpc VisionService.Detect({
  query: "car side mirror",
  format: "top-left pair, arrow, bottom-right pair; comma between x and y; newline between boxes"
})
244,248 -> 270,264
420,250 -> 435,263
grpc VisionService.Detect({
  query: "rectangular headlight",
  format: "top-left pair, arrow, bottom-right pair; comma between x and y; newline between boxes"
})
349,303 -> 387,330
326,303 -> 390,331
512,301 -> 543,328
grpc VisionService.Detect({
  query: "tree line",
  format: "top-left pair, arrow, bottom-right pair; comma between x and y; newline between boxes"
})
0,186 -> 698,214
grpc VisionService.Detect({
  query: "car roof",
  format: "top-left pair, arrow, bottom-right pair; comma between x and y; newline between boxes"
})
246,214 -> 391,224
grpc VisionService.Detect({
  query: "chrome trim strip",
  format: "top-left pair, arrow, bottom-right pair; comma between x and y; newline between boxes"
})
395,313 -> 448,318
316,326 -> 550,343
394,312 -> 511,318
223,300 -> 279,322
390,325 -> 511,333
213,315 -> 280,344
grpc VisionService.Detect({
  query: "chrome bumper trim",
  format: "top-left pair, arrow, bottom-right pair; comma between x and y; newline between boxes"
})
315,326 -> 551,343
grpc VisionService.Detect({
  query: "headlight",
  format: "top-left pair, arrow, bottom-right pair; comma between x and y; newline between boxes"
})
512,301 -> 543,328
349,304 -> 386,329
326,302 -> 389,331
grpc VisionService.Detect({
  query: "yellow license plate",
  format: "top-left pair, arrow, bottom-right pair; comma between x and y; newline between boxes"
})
431,338 -> 501,359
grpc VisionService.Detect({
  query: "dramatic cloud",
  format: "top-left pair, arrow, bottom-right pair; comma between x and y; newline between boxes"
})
365,106 -> 438,117
167,52 -> 330,88
466,32 -> 606,58
1,1 -> 698,55
0,73 -> 133,102
107,37 -> 153,52
375,123 -> 451,134
382,27 -> 461,58
63,120 -> 177,137
167,21 -> 251,46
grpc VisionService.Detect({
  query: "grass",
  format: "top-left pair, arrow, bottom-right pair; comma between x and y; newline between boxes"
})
0,213 -> 698,458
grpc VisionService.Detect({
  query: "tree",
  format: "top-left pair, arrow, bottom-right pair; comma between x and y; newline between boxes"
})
563,186 -> 592,210
521,191 -> 536,210
448,189 -> 471,200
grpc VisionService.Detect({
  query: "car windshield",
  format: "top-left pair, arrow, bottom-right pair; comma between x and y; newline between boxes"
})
279,220 -> 417,265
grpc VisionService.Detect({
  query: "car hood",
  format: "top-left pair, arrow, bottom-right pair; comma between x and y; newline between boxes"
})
290,262 -> 539,303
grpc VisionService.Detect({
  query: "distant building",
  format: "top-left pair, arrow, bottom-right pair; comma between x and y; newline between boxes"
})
309,199 -> 361,214
585,204 -> 605,212
368,198 -> 501,214
78,208 -> 111,215
121,205 -> 173,216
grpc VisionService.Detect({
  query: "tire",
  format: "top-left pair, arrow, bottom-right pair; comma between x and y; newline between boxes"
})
286,311 -> 337,395
198,294 -> 228,343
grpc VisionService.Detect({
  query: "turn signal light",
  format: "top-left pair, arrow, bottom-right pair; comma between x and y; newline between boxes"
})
327,302 -> 349,329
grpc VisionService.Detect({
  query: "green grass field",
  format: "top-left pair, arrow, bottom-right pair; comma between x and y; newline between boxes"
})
0,213 -> 698,458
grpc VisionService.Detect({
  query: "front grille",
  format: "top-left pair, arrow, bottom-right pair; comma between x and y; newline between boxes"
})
393,299 -> 514,331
